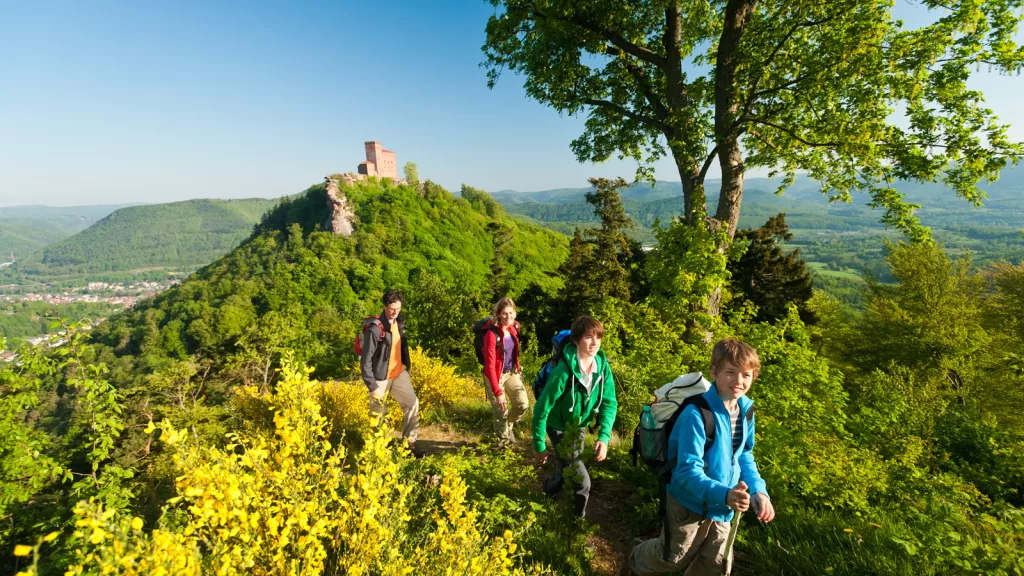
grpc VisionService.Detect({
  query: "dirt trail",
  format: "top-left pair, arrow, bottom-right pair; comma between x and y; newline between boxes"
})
414,423 -> 640,576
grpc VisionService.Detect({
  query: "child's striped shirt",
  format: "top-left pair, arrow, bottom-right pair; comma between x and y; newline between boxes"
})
730,405 -> 743,452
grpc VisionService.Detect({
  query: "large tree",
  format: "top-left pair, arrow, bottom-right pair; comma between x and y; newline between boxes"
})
482,0 -> 1023,240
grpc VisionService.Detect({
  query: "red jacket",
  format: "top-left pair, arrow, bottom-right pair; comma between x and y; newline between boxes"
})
481,320 -> 521,396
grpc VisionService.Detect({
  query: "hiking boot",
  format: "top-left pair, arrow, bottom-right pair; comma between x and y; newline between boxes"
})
490,438 -> 513,451
621,538 -> 643,576
407,442 -> 425,459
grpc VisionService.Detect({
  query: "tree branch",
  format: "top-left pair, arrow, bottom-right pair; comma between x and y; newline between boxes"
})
528,3 -> 667,68
698,145 -> 720,184
663,3 -> 686,110
723,15 -> 841,141
606,45 -> 671,121
583,98 -> 670,131
748,117 -> 841,147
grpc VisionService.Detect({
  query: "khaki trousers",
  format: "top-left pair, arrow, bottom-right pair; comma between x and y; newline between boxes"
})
629,493 -> 733,575
483,371 -> 529,443
368,369 -> 419,443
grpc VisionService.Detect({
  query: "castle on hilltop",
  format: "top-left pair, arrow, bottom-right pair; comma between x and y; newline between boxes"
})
357,141 -> 398,180
323,141 -> 410,236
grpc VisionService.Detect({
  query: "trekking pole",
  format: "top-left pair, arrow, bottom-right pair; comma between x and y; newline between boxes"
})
722,510 -> 742,576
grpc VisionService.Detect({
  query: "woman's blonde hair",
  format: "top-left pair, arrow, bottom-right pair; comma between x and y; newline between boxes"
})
492,296 -> 516,318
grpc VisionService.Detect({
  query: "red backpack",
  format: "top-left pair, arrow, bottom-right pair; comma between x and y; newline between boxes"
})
354,316 -> 385,356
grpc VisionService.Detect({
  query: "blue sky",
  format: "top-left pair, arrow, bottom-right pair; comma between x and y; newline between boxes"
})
1,0 -> 1021,206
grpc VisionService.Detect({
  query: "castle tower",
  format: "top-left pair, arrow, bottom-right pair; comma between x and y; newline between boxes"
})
365,141 -> 383,167
357,141 -> 399,180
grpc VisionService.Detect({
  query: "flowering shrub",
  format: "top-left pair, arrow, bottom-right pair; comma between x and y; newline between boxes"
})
314,346 -> 481,440
316,378 -> 401,438
16,361 -> 548,576
408,345 -> 484,408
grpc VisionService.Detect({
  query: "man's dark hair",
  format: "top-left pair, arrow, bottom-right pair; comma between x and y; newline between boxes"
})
382,290 -> 403,306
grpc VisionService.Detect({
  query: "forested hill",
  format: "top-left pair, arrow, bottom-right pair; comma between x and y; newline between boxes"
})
0,204 -> 132,261
90,178 -> 567,381
1,198 -> 278,286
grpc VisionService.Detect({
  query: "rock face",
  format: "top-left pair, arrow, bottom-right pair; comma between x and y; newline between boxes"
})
324,177 -> 356,236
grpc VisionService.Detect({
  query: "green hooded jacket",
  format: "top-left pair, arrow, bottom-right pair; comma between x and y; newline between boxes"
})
531,342 -> 618,453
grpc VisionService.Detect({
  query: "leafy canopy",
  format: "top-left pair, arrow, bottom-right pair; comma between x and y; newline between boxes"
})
482,0 -> 1024,239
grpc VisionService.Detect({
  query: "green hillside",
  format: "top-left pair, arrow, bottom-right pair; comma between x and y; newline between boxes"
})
92,178 -> 567,379
0,204 -> 131,260
2,198 -> 278,286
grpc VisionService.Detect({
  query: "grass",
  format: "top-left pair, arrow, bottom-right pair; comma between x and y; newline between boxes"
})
806,261 -> 867,281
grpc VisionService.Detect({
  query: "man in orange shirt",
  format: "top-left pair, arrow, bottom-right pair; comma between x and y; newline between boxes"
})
360,290 -> 420,456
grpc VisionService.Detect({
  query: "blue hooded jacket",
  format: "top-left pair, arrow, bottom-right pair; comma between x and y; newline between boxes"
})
666,383 -> 768,522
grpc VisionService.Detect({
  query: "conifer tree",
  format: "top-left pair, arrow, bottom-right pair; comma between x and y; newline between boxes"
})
730,213 -> 814,323
556,178 -> 636,321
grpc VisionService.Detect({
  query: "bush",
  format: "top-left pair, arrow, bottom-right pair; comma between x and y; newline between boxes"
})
18,362 -> 550,576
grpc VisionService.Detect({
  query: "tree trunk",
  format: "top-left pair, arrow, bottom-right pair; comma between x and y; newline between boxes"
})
676,151 -> 704,225
715,142 -> 744,238
714,0 -> 758,238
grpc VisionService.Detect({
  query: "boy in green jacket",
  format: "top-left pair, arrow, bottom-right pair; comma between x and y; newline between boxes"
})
533,315 -> 618,518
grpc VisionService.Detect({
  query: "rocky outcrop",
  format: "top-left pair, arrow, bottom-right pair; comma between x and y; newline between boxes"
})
324,177 -> 356,236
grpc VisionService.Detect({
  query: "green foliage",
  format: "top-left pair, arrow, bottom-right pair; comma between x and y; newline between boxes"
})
643,217 -> 735,334
403,161 -> 419,183
554,178 -> 639,323
739,501 -> 1024,576
852,241 -> 989,402
729,213 -> 814,323
0,302 -> 121,348
460,184 -> 506,219
483,0 -> 1024,237
0,342 -> 62,545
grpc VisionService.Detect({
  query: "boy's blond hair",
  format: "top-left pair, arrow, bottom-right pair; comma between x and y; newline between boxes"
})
710,338 -> 760,378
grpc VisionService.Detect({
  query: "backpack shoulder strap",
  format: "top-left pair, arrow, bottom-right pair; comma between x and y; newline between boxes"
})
369,317 -> 385,340
686,395 -> 716,454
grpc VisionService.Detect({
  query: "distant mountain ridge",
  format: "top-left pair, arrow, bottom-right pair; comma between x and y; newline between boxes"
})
495,166 -> 1024,233
495,165 -> 1024,208
2,198 -> 278,286
0,204 -> 136,260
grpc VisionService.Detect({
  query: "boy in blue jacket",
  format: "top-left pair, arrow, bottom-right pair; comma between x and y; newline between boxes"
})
624,339 -> 775,576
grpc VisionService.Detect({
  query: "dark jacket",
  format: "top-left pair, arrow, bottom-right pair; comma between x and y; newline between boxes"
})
481,319 -> 521,396
360,312 -> 411,388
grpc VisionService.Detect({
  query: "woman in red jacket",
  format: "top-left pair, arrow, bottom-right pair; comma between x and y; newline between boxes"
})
481,296 -> 529,448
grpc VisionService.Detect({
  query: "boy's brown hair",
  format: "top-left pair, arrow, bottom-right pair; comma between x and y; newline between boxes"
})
570,315 -> 604,343
710,338 -> 760,377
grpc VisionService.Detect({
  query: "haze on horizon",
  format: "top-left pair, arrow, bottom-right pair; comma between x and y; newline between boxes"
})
2,0 -> 1022,207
